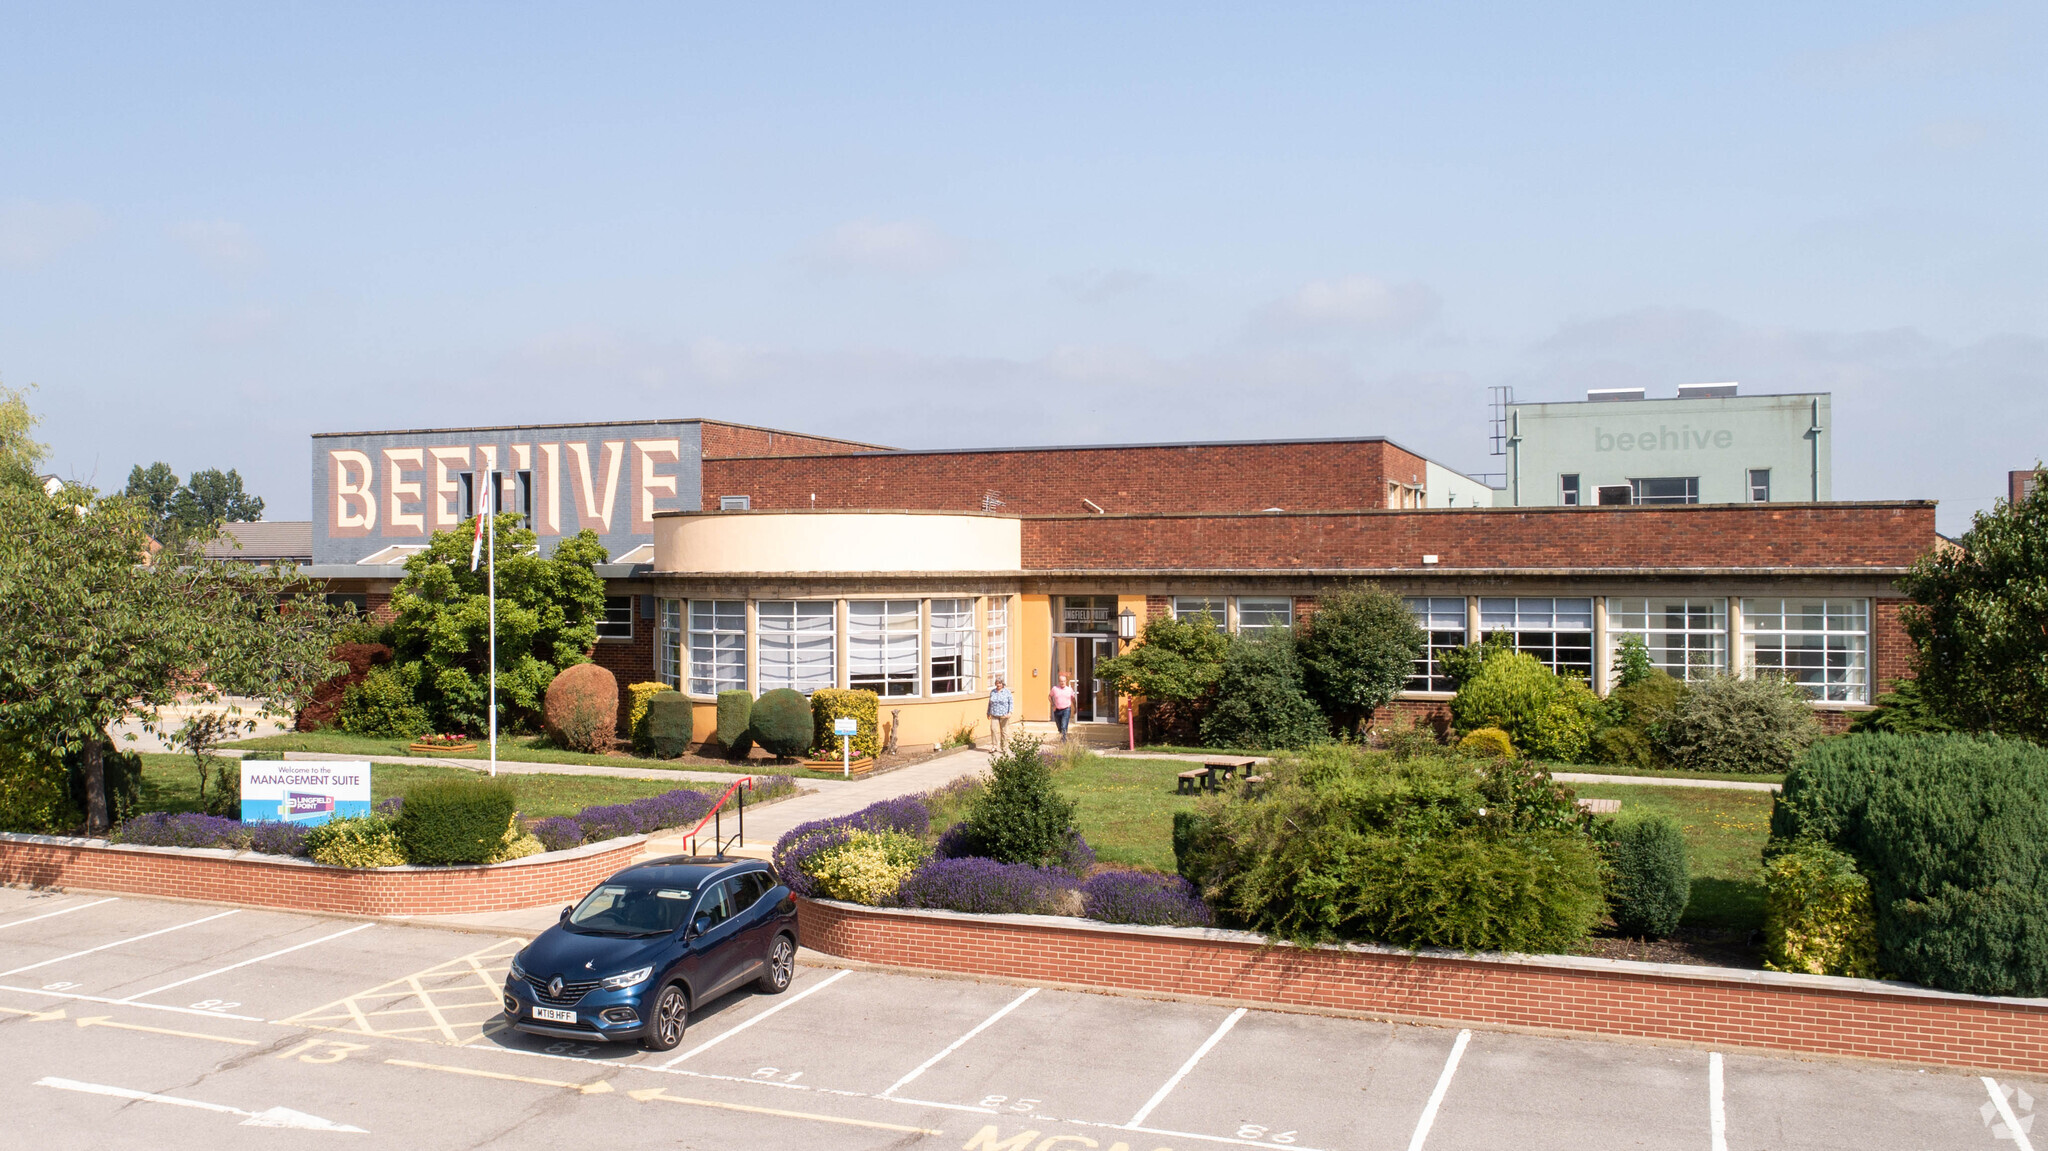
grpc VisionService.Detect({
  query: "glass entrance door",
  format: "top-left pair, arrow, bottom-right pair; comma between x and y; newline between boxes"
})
1050,636 -> 1118,723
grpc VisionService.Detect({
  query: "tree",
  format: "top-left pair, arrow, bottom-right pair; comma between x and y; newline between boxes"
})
0,484 -> 343,832
1295,583 -> 1425,736
0,382 -> 48,490
1897,470 -> 2048,743
124,462 -> 183,544
125,463 -> 266,554
386,516 -> 609,735
1198,631 -> 1328,751
1093,614 -> 1227,742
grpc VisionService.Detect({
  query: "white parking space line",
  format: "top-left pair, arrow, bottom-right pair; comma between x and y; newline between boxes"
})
658,968 -> 851,1068
116,923 -> 374,1004
1709,1052 -> 1728,1151
0,983 -> 265,1021
0,909 -> 240,977
0,897 -> 117,931
877,986 -> 1038,1100
1405,1028 -> 1471,1151
1123,1006 -> 1246,1129
1983,1077 -> 2039,1151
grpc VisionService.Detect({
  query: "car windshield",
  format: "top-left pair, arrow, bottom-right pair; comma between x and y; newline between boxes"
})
566,884 -> 695,936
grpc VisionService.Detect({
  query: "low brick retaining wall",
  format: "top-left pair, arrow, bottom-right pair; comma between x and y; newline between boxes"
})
0,832 -> 645,917
799,898 -> 2048,1075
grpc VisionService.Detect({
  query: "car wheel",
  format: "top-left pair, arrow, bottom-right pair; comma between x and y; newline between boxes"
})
642,983 -> 689,1051
756,934 -> 795,994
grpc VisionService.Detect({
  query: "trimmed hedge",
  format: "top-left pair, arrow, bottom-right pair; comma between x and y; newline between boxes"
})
1597,815 -> 1690,938
717,690 -> 754,757
396,778 -> 518,865
1457,727 -> 1516,759
751,688 -> 814,758
1762,840 -> 1878,978
812,689 -> 881,760
645,693 -> 694,759
1662,673 -> 1819,775
625,682 -> 673,752
1772,731 -> 2048,995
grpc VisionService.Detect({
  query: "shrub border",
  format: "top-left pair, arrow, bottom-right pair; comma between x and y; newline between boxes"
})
797,897 -> 2048,1075
0,831 -> 645,918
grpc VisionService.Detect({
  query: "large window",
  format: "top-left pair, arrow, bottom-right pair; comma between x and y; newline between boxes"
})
1237,597 -> 1293,635
1479,597 -> 1594,677
688,600 -> 746,696
986,597 -> 1009,685
597,595 -> 634,640
1172,597 -> 1226,627
1631,477 -> 1700,504
1743,598 -> 1869,703
1608,598 -> 1727,681
929,598 -> 978,695
756,601 -> 835,693
1405,596 -> 1468,692
849,600 -> 921,696
657,599 -> 683,688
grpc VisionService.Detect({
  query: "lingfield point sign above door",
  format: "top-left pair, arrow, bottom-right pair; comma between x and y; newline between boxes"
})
310,420 -> 707,565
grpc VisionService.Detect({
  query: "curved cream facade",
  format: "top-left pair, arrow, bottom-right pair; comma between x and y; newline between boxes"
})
653,511 -> 1022,573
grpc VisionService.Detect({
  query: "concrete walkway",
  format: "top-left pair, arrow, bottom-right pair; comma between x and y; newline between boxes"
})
1555,771 -> 1781,793
391,747 -> 992,936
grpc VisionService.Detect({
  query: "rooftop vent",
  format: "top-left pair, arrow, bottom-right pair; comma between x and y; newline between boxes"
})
1587,388 -> 1646,402
1676,382 -> 1738,399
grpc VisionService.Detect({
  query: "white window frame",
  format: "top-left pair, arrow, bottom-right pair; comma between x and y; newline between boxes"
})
1630,476 -> 1700,505
929,598 -> 978,695
1607,597 -> 1728,682
656,598 -> 684,689
756,600 -> 836,694
1404,596 -> 1468,693
596,595 -> 634,641
848,599 -> 921,697
1748,469 -> 1771,502
1171,596 -> 1226,627
1742,597 -> 1869,703
1479,596 -> 1595,678
687,600 -> 747,697
985,597 -> 1009,686
1235,597 -> 1293,635
719,495 -> 751,510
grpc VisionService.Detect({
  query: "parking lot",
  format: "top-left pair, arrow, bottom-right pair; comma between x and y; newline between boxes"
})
0,886 -> 2036,1150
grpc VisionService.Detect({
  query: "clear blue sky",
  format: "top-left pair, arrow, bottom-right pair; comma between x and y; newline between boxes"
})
3,3 -> 2041,532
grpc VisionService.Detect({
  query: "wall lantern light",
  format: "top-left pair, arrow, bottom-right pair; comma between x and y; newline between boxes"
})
1117,607 -> 1137,644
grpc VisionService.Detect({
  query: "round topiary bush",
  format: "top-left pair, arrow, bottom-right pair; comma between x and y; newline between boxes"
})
395,778 -> 518,865
717,689 -> 755,757
644,693 -> 694,759
751,688 -> 814,759
1661,673 -> 1820,775
543,662 -> 618,753
1598,814 -> 1690,938
1457,726 -> 1517,759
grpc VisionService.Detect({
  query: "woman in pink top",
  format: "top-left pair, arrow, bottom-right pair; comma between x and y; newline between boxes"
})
1049,674 -> 1076,740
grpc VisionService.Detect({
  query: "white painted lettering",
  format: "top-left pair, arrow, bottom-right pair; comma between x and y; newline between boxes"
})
430,446 -> 471,528
634,439 -> 682,530
568,440 -> 626,534
963,1128 -> 1039,1151
383,448 -> 425,535
329,450 -> 376,535
538,444 -> 562,535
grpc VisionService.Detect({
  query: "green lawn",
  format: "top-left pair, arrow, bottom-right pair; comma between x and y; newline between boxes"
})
1137,745 -> 1784,785
137,754 -> 732,819
1052,754 -> 1203,872
1571,782 -> 1775,933
225,729 -> 848,781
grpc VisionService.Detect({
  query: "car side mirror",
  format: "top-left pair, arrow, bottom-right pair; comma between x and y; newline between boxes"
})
560,906 -> 571,923
689,914 -> 712,939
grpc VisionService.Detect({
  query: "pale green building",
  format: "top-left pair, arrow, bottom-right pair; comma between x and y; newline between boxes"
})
1503,384 -> 1830,507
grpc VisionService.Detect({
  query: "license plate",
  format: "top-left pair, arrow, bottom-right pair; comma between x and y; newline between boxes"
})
531,1006 -> 577,1024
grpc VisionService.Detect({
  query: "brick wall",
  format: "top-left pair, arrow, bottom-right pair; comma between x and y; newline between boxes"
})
1872,597 -> 1914,693
0,833 -> 643,917
590,595 -> 660,723
698,421 -> 885,459
1022,502 -> 1937,571
798,899 -> 2048,1076
703,440 -> 1410,514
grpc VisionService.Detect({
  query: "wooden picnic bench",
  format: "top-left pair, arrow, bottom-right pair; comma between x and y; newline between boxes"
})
1176,758 -> 1259,795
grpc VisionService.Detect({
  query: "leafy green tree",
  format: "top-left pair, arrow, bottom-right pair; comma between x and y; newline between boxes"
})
1198,631 -> 1328,751
0,383 -> 48,490
965,734 -> 1080,866
1094,614 -> 1227,742
124,462 -> 183,544
1611,634 -> 1655,689
0,484 -> 342,831
387,515 -> 609,735
1295,583 -> 1424,736
173,467 -> 264,530
1898,472 -> 2048,743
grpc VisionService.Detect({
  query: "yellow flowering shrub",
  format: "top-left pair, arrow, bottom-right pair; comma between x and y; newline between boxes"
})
1763,841 -> 1878,978
625,682 -> 675,752
805,830 -> 929,905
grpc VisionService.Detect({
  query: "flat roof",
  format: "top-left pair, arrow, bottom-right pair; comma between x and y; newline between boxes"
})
311,417 -> 890,448
1508,391 -> 1828,409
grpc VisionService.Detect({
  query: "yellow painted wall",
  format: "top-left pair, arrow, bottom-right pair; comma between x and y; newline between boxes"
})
1018,595 -> 1054,720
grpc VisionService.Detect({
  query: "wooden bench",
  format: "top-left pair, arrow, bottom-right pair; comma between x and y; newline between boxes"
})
1176,769 -> 1209,796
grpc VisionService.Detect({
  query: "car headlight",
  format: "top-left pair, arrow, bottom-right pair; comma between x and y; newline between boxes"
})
601,966 -> 653,990
509,954 -> 529,982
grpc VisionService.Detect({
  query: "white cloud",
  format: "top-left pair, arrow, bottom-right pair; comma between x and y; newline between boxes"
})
806,218 -> 962,275
0,200 -> 104,267
1253,275 -> 1440,339
172,219 -> 265,272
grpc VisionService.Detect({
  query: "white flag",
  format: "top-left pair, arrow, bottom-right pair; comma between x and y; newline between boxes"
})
469,510 -> 485,572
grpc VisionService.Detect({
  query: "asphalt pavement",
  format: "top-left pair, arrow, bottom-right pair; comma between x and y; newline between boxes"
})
0,887 -> 2034,1150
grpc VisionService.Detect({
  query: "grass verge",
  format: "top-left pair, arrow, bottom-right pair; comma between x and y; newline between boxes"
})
1573,782 -> 1773,934
1051,753 -> 1202,873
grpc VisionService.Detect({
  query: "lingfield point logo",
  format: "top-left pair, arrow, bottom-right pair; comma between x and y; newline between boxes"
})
1594,426 -> 1735,452
1983,1080 -> 2035,1143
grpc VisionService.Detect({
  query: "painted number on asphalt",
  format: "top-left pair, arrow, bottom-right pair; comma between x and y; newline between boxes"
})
978,1095 -> 1043,1114
545,1042 -> 598,1057
1236,1126 -> 1297,1144
189,999 -> 241,1013
752,1067 -> 804,1083
278,1039 -> 370,1064
41,982 -> 78,991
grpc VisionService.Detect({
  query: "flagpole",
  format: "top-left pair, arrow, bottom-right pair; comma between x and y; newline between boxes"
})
487,498 -> 497,778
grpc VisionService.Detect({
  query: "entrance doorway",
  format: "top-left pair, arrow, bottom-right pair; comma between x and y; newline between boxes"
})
1052,596 -> 1119,723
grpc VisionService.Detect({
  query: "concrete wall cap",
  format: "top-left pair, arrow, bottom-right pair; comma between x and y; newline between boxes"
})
0,830 -> 647,872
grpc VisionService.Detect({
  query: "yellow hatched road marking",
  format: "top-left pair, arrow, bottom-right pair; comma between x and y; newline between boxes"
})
386,1058 -> 616,1094
279,937 -> 522,1044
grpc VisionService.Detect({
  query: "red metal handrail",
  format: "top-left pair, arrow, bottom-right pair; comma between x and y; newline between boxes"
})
683,775 -> 754,857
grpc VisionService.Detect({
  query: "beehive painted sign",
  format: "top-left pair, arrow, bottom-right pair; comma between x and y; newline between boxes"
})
310,420 -> 705,565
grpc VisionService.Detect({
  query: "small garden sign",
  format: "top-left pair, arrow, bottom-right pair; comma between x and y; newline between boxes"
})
240,759 -> 372,825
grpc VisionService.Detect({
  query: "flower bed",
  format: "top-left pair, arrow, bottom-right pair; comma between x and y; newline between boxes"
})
531,775 -> 795,852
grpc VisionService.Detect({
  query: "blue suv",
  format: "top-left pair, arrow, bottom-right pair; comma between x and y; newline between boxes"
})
503,856 -> 798,1050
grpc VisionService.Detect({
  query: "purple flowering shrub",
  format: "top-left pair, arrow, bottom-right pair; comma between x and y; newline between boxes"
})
529,816 -> 586,853
376,796 -> 404,817
893,857 -> 1076,916
1080,870 -> 1214,928
1056,832 -> 1096,876
933,821 -> 978,859
246,822 -> 312,856
853,795 -> 931,837
773,793 -> 941,893
543,777 -> 795,853
110,812 -> 307,857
